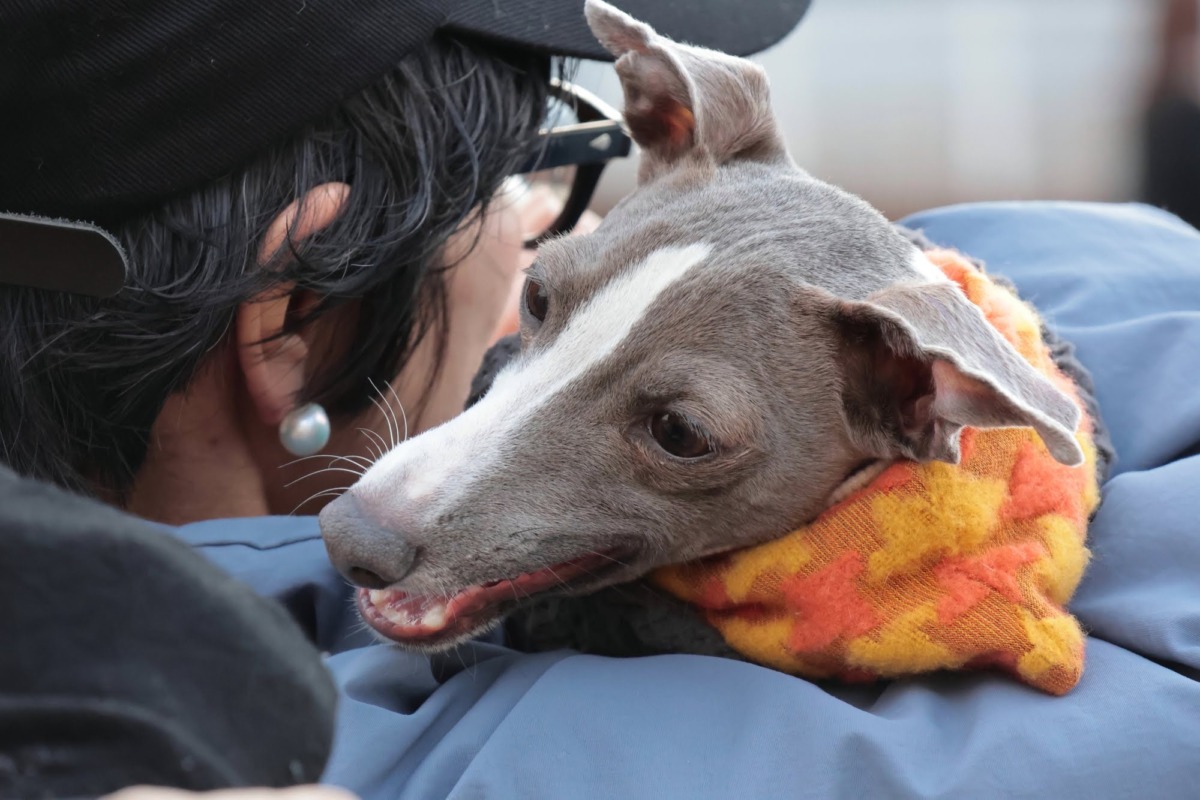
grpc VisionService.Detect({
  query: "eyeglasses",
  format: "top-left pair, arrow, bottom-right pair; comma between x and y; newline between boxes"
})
515,79 -> 632,248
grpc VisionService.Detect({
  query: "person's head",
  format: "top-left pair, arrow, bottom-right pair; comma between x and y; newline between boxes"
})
1,35 -> 554,519
0,0 -> 810,522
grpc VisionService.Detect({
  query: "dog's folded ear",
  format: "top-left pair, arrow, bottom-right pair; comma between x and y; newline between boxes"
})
816,280 -> 1085,467
584,0 -> 787,182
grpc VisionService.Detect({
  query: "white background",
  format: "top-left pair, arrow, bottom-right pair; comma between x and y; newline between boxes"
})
576,0 -> 1161,219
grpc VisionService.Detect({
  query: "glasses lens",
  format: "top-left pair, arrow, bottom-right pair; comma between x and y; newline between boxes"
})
523,164 -> 577,218
544,93 -> 581,129
510,95 -> 583,240
532,94 -> 582,217
505,165 -> 576,242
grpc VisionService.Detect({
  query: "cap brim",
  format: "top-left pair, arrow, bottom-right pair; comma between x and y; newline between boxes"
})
446,0 -> 813,61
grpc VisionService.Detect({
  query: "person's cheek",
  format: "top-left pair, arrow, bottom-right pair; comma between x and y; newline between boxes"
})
445,198 -> 528,341
382,196 -> 533,436
492,206 -> 603,344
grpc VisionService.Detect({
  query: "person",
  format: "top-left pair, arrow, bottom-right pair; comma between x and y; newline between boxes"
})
3,4 -> 553,520
0,1 -> 811,797
1142,0 -> 1200,228
8,3 -> 1200,800
0,462 -> 343,799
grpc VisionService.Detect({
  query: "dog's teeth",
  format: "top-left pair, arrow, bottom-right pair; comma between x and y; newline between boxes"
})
379,603 -> 414,625
421,606 -> 447,629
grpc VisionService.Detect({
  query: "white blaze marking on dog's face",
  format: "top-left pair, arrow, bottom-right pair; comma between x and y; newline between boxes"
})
356,243 -> 713,511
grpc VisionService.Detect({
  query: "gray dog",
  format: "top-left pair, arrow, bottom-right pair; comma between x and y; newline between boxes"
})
320,0 -> 1090,655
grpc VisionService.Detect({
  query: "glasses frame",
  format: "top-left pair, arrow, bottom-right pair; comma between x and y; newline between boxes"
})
517,79 -> 632,248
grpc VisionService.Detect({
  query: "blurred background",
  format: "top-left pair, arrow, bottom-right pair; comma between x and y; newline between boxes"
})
573,0 -> 1200,227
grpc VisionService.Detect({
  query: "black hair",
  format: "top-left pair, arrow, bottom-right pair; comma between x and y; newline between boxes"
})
0,35 -> 554,497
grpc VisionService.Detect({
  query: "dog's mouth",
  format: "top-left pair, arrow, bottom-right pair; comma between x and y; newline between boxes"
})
357,549 -> 627,648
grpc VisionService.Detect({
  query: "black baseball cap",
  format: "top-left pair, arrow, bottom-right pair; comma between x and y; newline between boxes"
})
0,0 -> 811,296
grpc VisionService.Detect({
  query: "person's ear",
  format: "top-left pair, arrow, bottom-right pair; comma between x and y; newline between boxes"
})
236,182 -> 350,427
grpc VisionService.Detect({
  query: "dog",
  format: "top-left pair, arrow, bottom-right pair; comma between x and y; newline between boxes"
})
319,0 -> 1086,654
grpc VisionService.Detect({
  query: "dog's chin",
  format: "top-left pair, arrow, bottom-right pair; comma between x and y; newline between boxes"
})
356,548 -> 637,652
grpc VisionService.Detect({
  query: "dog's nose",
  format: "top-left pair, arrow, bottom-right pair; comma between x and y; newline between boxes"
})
319,493 -> 418,589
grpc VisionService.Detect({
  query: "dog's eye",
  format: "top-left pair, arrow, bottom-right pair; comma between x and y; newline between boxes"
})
649,412 -> 713,459
524,277 -> 549,323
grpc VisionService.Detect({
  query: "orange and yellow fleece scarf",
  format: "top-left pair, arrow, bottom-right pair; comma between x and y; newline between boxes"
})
652,249 -> 1100,696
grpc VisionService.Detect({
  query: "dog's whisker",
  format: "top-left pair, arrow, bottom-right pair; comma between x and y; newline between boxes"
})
375,379 -> 403,445
455,645 -> 470,678
335,460 -> 370,475
363,445 -> 381,465
357,427 -> 386,462
371,377 -> 406,449
541,564 -> 568,590
369,377 -> 399,448
279,453 -> 346,470
365,427 -> 388,456
362,393 -> 386,443
366,378 -> 398,449
508,582 -> 536,606
279,453 -> 370,480
284,465 -> 365,489
330,452 -> 372,470
295,486 -> 350,505
289,452 -> 371,475
288,486 -> 352,516
581,549 -> 636,570
384,380 -> 410,443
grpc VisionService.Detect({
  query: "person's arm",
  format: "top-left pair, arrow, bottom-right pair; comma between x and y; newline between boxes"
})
0,467 -> 337,799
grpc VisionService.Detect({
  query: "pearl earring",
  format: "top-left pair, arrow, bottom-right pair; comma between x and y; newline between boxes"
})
279,402 -> 331,457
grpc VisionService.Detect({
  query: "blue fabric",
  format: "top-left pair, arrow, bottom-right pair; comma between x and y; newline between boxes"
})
178,202 -> 1200,799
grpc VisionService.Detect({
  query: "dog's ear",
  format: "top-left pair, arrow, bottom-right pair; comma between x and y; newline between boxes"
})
813,280 -> 1085,467
584,0 -> 786,182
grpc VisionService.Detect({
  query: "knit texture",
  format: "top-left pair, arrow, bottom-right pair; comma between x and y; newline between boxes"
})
651,249 -> 1101,695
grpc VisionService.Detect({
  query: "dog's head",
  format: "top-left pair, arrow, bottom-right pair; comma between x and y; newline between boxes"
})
320,0 -> 1084,650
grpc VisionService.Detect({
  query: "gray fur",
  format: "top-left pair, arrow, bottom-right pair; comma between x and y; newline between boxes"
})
319,0 -> 1088,651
